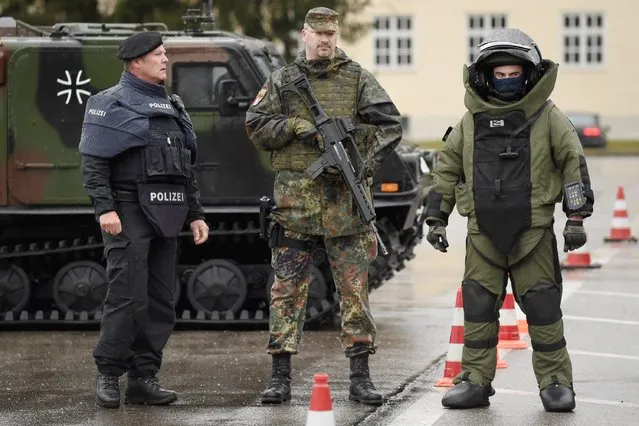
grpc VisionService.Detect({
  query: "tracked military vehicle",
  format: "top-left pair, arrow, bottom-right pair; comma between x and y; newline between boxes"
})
0,3 -> 436,328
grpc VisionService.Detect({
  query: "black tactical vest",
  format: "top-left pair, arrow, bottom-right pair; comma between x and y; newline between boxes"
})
111,115 -> 192,237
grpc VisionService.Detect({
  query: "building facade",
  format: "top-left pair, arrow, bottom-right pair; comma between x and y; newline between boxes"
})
337,0 -> 638,141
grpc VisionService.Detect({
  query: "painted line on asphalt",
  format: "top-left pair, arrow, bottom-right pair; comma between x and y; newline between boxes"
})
576,290 -> 639,298
386,389 -> 448,426
568,349 -> 639,361
525,346 -> 639,361
563,315 -> 639,326
494,388 -> 639,409
562,280 -> 585,298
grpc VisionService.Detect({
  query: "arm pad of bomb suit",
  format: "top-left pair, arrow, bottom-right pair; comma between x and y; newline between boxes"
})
563,156 -> 594,218
424,191 -> 450,226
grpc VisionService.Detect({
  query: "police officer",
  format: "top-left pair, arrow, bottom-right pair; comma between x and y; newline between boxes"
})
245,7 -> 402,406
425,29 -> 594,412
79,31 -> 209,408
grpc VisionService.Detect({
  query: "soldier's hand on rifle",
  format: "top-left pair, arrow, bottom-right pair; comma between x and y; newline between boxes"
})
289,117 -> 319,147
563,216 -> 586,252
99,211 -> 122,236
426,218 -> 449,253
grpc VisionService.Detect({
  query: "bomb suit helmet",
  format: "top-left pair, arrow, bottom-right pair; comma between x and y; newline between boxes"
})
471,28 -> 545,101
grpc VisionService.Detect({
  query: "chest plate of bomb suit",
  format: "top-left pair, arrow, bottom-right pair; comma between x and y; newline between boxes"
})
472,109 -> 533,254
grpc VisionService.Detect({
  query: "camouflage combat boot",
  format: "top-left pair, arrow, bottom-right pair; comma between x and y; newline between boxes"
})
95,373 -> 120,409
261,353 -> 292,404
349,353 -> 383,405
441,373 -> 495,408
124,376 -> 177,405
540,382 -> 576,412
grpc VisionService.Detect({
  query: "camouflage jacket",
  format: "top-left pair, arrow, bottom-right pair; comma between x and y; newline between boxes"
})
245,49 -> 402,237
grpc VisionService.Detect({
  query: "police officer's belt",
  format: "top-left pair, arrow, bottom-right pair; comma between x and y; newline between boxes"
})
114,189 -> 138,203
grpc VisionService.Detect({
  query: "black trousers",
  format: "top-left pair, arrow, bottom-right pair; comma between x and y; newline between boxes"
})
93,201 -> 178,377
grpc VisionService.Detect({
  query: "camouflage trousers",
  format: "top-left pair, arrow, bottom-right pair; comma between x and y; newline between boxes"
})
267,228 -> 378,357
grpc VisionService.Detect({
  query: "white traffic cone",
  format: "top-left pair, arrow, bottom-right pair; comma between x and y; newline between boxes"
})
306,373 -> 335,426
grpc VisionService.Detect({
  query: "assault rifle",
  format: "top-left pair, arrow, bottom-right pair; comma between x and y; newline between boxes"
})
280,74 -> 388,256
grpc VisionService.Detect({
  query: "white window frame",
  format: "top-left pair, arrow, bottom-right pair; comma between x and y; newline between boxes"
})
373,15 -> 414,70
561,12 -> 605,68
466,13 -> 508,64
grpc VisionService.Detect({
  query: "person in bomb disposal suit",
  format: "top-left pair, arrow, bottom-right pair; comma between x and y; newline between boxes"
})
245,7 -> 403,406
425,29 -> 594,412
79,31 -> 209,409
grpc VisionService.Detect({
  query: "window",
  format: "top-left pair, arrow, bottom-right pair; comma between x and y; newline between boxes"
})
253,55 -> 278,79
562,13 -> 604,67
373,16 -> 413,69
467,14 -> 508,63
173,63 -> 247,109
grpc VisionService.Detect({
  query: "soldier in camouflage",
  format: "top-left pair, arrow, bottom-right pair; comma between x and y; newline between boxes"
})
245,7 -> 402,406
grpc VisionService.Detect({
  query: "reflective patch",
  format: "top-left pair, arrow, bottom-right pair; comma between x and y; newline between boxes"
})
148,191 -> 185,204
138,182 -> 189,237
252,84 -> 267,106
148,102 -> 172,110
88,108 -> 106,117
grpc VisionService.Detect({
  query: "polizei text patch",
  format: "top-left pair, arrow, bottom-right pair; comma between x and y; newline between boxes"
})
149,191 -> 185,204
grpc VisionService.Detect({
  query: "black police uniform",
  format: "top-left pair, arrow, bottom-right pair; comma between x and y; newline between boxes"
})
79,32 -> 205,408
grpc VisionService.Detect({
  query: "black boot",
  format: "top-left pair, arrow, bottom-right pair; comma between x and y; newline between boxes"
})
441,380 -> 494,408
95,373 -> 120,409
540,383 -> 576,412
349,353 -> 383,406
124,376 -> 178,405
261,353 -> 291,404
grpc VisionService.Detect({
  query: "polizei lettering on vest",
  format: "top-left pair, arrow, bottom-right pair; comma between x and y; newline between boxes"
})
88,108 -> 106,117
148,102 -> 173,110
149,191 -> 185,203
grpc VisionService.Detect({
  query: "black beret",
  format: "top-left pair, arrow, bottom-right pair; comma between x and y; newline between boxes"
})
116,31 -> 163,60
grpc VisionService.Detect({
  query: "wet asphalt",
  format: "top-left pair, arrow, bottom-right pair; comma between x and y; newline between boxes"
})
1,156 -> 638,425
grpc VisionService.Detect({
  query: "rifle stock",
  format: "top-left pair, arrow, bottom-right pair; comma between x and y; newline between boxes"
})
280,74 -> 388,256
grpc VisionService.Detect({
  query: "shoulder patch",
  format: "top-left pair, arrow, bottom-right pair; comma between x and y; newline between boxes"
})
252,84 -> 268,106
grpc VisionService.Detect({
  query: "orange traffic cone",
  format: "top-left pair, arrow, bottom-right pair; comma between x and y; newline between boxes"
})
560,240 -> 602,269
435,288 -> 464,387
306,373 -> 335,426
435,287 -> 508,386
497,287 -> 528,350
496,350 -> 508,369
515,301 -> 528,336
604,186 -> 637,243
